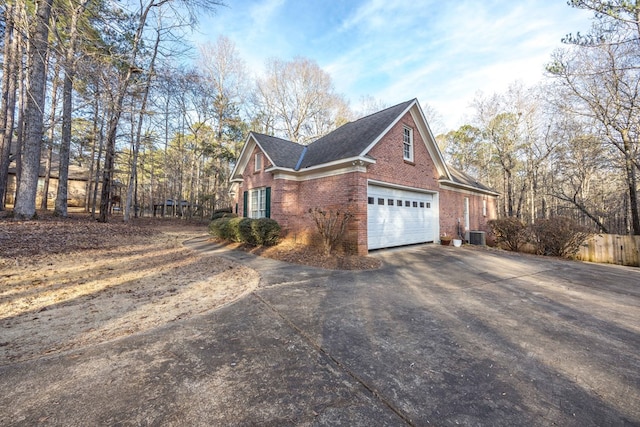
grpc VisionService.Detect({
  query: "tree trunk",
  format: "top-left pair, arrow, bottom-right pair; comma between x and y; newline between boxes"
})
624,145 -> 640,235
54,71 -> 73,216
54,1 -> 87,217
125,24 -> 160,222
41,61 -> 61,210
14,0 -> 53,219
85,83 -> 100,213
13,28 -> 27,204
0,3 -> 18,209
99,1 -> 155,223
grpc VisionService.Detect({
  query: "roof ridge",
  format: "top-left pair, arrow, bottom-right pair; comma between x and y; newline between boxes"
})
348,98 -> 415,124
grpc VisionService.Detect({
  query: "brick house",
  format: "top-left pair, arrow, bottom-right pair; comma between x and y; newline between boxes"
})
229,99 -> 498,254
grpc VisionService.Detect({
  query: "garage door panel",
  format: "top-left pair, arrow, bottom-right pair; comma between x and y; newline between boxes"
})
367,185 -> 435,250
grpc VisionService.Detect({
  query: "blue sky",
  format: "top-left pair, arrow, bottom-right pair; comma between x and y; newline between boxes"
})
194,0 -> 594,132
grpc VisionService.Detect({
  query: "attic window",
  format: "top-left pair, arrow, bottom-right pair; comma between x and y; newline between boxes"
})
403,126 -> 414,161
255,153 -> 262,172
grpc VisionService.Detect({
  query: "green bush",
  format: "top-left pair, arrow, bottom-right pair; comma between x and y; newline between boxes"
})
211,208 -> 237,220
531,217 -> 590,258
227,217 -> 243,242
238,218 -> 257,245
488,217 -> 528,252
209,217 -> 281,246
253,218 -> 281,246
209,218 -> 225,238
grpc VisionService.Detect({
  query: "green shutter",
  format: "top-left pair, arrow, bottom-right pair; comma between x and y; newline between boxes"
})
243,191 -> 248,217
265,187 -> 271,218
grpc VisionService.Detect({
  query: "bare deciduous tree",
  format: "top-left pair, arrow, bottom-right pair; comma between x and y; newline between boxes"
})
252,57 -> 350,144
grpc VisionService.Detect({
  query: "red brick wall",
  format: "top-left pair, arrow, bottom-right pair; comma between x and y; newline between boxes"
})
366,113 -> 440,189
438,188 -> 497,238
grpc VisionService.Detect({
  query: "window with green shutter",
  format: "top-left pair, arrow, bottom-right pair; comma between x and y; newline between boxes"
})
243,191 -> 248,217
265,187 -> 271,218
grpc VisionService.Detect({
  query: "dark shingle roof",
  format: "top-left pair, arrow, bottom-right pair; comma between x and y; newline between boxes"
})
252,132 -> 306,169
298,99 -> 415,169
448,167 -> 498,193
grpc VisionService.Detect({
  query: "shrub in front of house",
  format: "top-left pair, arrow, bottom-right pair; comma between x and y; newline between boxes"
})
209,217 -> 242,242
308,207 -> 354,255
530,217 -> 590,258
211,208 -> 237,220
237,218 -> 256,245
488,217 -> 528,252
209,217 -> 281,246
253,218 -> 281,246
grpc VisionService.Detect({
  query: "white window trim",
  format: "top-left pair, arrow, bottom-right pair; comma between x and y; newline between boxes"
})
403,126 -> 414,161
249,187 -> 266,219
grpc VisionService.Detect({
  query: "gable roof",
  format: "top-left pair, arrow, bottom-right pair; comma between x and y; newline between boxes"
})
251,133 -> 305,170
447,167 -> 498,194
298,99 -> 415,168
231,98 -> 497,197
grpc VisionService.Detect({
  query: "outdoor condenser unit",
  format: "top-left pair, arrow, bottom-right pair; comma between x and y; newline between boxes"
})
469,231 -> 486,246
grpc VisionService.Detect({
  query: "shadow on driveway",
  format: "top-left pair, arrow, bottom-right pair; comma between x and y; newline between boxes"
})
1,238 -> 639,426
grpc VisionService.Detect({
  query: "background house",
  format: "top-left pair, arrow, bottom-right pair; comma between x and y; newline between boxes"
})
230,99 -> 498,254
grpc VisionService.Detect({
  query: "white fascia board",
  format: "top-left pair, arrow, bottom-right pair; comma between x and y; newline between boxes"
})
410,103 -> 452,181
228,181 -> 240,196
270,157 -> 373,181
299,156 -> 375,172
367,179 -> 439,195
359,100 -> 417,157
439,179 -> 500,197
230,133 -> 256,181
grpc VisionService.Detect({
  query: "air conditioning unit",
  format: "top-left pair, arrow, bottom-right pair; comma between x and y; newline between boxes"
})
469,231 -> 486,246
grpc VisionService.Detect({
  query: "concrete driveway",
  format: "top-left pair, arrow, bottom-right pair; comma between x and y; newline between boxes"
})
1,238 -> 639,426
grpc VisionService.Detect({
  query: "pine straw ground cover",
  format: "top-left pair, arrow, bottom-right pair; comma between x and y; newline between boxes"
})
0,213 -> 379,365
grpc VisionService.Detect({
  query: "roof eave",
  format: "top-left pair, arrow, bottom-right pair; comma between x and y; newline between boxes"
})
439,179 -> 500,197
299,155 -> 376,173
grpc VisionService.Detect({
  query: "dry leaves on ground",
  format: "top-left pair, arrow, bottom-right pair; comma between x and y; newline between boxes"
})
0,214 -> 258,365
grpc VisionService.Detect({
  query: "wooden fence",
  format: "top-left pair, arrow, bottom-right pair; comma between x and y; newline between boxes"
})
577,234 -> 640,267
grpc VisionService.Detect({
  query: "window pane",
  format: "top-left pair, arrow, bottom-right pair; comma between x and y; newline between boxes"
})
420,202 -> 425,208
378,198 -> 384,205
388,199 -> 394,206
397,199 -> 402,206
426,202 -> 431,208
404,201 -> 410,207
368,197 -> 374,204
413,201 -> 418,207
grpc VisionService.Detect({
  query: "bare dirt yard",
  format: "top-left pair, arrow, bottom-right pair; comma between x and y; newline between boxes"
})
0,213 -> 379,366
0,213 -> 259,366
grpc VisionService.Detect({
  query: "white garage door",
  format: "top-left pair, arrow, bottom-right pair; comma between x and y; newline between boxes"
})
367,184 -> 436,250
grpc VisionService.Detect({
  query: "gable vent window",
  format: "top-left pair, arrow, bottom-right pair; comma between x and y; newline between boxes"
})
403,126 -> 414,161
255,153 -> 262,172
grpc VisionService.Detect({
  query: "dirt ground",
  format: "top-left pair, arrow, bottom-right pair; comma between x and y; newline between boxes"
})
0,213 -> 379,366
0,214 -> 260,365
